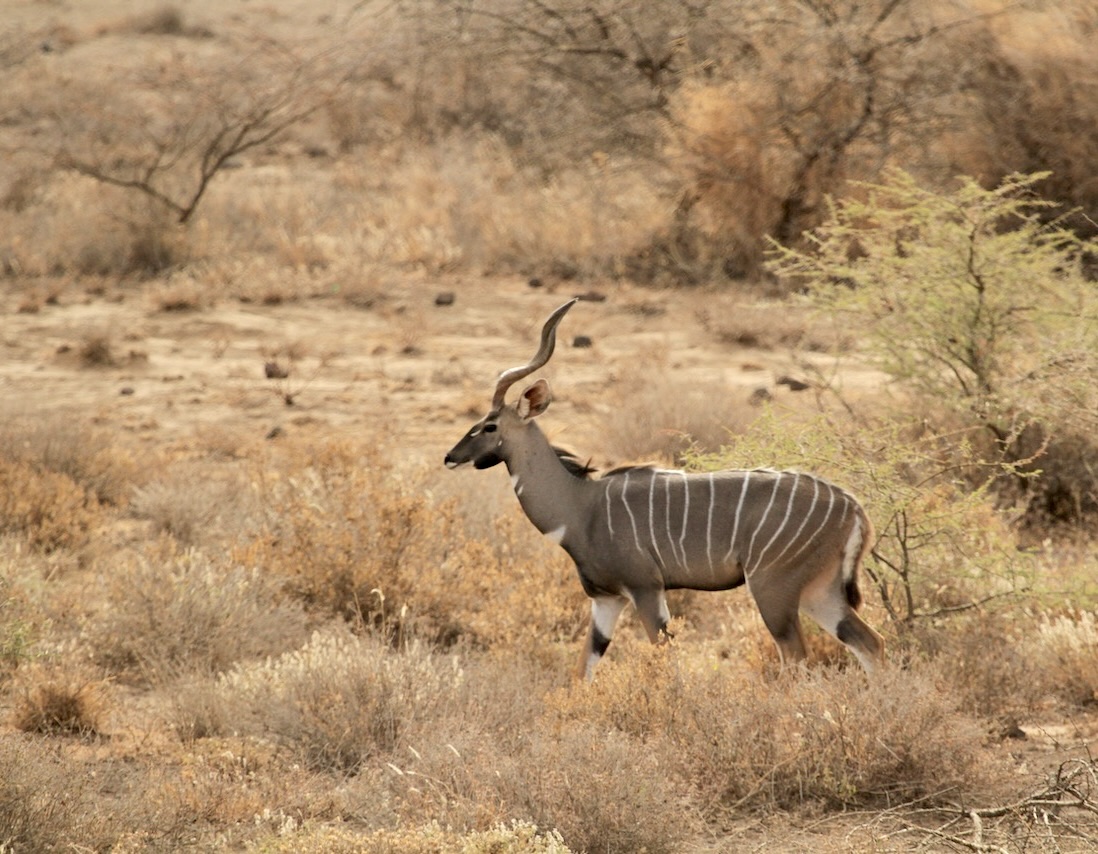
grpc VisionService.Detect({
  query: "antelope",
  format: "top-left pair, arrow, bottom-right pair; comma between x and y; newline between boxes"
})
444,299 -> 884,679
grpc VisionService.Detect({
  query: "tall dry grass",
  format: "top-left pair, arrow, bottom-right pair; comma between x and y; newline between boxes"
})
0,418 -> 1094,850
85,545 -> 310,684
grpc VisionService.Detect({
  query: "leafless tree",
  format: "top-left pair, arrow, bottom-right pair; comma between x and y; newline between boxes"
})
52,33 -> 343,225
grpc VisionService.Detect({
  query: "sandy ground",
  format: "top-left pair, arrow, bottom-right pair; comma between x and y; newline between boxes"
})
1,275 -> 863,465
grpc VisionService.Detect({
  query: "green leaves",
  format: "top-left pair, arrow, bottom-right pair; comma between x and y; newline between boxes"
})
769,170 -> 1098,443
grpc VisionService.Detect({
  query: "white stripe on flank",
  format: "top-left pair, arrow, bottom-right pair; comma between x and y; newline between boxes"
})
678,471 -> 690,571
620,472 -> 643,553
785,481 -> 836,566
511,474 -> 523,496
605,479 -> 614,538
744,475 -> 783,576
706,473 -> 716,575
763,474 -> 820,571
545,525 -> 567,545
648,475 -> 666,568
663,476 -> 679,568
836,492 -> 852,528
752,472 -> 799,573
724,470 -> 751,564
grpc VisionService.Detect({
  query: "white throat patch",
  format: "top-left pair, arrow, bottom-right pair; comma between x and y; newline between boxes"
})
545,525 -> 567,545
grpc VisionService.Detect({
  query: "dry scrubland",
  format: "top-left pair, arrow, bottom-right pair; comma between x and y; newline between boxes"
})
2,0 -> 1098,851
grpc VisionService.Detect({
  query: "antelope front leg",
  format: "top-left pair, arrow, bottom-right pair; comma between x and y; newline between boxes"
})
578,595 -> 629,680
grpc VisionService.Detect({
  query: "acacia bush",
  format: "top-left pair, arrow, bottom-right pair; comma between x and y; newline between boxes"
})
770,170 -> 1098,524
689,409 -> 1032,636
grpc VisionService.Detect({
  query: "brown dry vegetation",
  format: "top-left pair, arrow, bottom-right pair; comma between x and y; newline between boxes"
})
1,1 -> 1097,852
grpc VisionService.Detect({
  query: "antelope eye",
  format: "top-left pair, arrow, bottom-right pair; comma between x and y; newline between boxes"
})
483,422 -> 498,433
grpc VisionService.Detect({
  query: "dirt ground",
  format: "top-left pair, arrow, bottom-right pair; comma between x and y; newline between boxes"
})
0,275 -> 854,464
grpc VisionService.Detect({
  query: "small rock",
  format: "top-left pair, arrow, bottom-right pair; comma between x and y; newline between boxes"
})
119,387 -> 135,396
264,361 -> 290,379
777,375 -> 811,392
434,292 -> 456,306
528,277 -> 543,289
749,387 -> 772,406
572,335 -> 593,348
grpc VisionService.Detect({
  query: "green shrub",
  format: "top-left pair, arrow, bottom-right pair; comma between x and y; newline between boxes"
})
769,170 -> 1098,522
687,409 -> 1033,632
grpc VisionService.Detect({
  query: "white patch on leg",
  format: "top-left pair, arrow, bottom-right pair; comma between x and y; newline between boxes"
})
511,474 -> 523,496
592,596 -> 628,636
801,592 -> 845,641
850,645 -> 879,674
840,512 -> 864,583
585,596 -> 629,680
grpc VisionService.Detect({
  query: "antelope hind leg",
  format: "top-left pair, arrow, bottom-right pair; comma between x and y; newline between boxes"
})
801,587 -> 885,674
834,609 -> 885,673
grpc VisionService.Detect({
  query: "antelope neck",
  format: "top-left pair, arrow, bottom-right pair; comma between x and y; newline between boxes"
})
505,423 -> 595,537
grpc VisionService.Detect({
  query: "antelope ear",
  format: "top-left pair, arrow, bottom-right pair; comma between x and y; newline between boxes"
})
517,379 -> 552,420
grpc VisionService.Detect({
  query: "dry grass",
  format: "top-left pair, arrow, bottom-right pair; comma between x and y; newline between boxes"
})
236,439 -> 584,648
594,354 -> 760,464
0,418 -> 1094,850
129,464 -> 255,545
0,735 -> 85,849
0,414 -> 146,507
0,2 -> 1095,851
253,821 -> 571,854
85,545 -> 310,684
548,648 -> 1001,813
0,455 -> 102,553
213,627 -> 462,773
10,663 -> 108,736
1032,611 -> 1098,707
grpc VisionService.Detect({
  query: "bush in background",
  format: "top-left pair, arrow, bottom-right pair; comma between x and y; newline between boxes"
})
770,170 -> 1098,525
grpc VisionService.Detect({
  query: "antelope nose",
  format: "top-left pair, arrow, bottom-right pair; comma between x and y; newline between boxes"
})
444,454 -> 457,469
